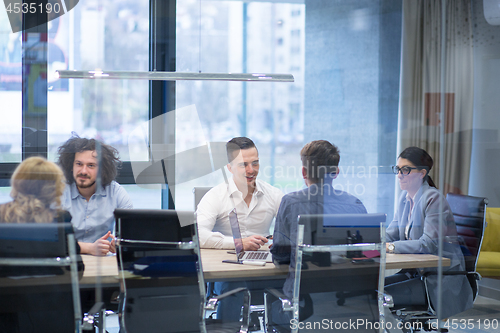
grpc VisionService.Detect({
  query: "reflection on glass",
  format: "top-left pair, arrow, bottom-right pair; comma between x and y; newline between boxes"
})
175,1 -> 306,210
0,9 -> 22,162
47,0 -> 150,162
174,0 -> 400,218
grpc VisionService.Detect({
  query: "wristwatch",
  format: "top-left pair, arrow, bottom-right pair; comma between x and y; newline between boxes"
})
387,243 -> 395,253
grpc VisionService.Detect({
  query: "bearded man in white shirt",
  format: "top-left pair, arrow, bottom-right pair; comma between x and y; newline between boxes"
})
196,137 -> 283,250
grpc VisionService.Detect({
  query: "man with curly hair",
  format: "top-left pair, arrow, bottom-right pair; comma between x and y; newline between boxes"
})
57,136 -> 133,256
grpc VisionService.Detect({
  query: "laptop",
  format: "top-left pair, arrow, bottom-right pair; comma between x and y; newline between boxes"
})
223,209 -> 273,264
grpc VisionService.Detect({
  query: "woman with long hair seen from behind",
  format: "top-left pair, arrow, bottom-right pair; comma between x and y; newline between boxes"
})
385,147 -> 473,319
0,157 -> 81,333
0,156 -> 66,223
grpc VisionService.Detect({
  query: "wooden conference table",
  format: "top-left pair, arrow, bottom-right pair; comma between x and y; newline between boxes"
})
80,249 -> 450,286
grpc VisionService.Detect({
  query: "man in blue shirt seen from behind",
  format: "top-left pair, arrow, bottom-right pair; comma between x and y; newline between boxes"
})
271,140 -> 367,323
57,136 -> 133,256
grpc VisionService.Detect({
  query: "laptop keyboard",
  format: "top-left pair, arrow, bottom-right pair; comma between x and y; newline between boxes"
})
244,252 -> 269,260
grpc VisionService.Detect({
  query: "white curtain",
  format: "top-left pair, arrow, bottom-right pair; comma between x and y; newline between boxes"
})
398,0 -> 474,194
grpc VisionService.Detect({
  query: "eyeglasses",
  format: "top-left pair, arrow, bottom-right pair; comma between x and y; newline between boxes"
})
392,166 -> 419,175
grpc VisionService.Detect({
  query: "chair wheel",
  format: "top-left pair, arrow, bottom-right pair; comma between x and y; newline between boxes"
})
337,298 -> 345,306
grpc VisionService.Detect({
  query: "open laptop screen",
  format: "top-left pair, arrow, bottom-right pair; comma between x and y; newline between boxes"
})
228,209 -> 244,255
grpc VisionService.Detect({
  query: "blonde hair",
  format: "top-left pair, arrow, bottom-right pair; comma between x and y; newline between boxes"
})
0,157 -> 66,223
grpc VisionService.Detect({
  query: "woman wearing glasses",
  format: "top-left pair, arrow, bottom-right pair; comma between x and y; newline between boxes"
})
385,147 -> 473,319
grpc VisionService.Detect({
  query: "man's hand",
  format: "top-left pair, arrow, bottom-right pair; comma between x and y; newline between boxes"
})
80,231 -> 115,256
109,234 -> 116,253
242,235 -> 268,251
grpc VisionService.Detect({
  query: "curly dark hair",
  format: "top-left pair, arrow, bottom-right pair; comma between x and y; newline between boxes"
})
57,136 -> 121,187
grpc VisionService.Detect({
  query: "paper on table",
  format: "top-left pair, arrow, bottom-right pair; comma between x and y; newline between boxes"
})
362,250 -> 380,258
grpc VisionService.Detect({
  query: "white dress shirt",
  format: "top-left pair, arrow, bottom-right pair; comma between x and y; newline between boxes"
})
196,178 -> 284,249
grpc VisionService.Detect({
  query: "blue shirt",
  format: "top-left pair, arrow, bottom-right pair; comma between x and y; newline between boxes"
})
271,182 -> 367,297
61,181 -> 133,243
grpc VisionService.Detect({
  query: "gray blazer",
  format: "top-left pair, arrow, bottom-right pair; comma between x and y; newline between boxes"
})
386,182 -> 473,318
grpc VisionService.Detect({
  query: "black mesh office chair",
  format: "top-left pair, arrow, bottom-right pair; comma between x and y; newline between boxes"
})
193,187 -> 217,305
265,214 -> 387,333
385,194 -> 488,331
0,223 -> 83,333
114,209 -> 251,333
446,193 -> 488,298
194,186 -> 277,330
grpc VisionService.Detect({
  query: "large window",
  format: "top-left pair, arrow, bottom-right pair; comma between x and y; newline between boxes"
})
47,0 -> 150,162
175,0 -> 306,210
3,0 -> 500,329
0,0 -> 159,208
2,0 -> 401,216
0,7 -> 22,162
174,0 -> 401,218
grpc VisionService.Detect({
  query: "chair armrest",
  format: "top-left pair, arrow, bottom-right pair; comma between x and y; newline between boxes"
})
214,286 -> 249,300
205,287 -> 251,333
422,271 -> 481,279
82,301 -> 104,331
419,270 -> 482,314
205,286 -> 250,311
264,288 -> 293,312
381,292 -> 395,308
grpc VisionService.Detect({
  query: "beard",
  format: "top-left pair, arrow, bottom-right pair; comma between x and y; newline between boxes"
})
77,181 -> 96,189
76,176 -> 96,189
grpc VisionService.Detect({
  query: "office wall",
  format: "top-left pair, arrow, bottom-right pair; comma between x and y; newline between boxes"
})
469,0 -> 500,206
304,0 -> 401,217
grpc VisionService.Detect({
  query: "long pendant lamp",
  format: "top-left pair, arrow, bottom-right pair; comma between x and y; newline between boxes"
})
55,70 -> 294,82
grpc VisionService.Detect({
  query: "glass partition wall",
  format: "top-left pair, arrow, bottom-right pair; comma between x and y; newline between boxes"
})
1,0 -> 500,332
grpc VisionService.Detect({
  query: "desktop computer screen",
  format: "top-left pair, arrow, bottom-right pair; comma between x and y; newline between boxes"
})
298,213 -> 386,245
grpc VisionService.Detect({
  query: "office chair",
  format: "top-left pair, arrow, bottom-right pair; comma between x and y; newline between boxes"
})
385,194 -> 488,331
447,193 -> 488,298
193,187 -> 217,302
114,208 -> 251,333
264,214 -> 387,333
194,186 -> 275,330
0,223 -> 83,333
194,186 -> 213,211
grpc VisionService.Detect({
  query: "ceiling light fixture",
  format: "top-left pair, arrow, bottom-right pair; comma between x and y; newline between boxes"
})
55,70 -> 294,82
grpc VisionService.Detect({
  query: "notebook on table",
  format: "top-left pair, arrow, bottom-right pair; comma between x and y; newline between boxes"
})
223,208 -> 273,264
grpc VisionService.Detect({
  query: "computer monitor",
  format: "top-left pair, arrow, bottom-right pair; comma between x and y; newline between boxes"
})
114,209 -> 196,270
298,213 -> 386,245
114,209 -> 195,243
0,223 -> 75,278
0,223 -> 72,258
